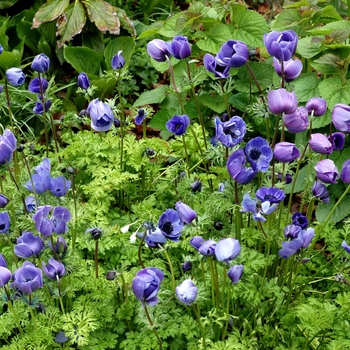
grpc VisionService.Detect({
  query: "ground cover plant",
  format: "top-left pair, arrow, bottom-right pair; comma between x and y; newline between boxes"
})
1,0 -> 350,349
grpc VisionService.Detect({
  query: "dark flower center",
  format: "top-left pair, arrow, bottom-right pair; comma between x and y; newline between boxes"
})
249,148 -> 261,160
263,194 -> 276,201
223,126 -> 237,138
0,223 -> 5,230
175,124 -> 182,131
162,221 -> 173,234
216,64 -> 227,73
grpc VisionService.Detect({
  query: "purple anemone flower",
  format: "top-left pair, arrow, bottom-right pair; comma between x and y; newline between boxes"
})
112,50 -> 125,70
181,261 -> 192,272
284,224 -> 302,240
198,239 -> 216,256
6,67 -> 25,87
291,212 -> 308,229
28,77 -> 48,93
309,133 -> 333,154
203,53 -> 230,79
86,98 -> 114,132
168,36 -> 191,59
279,228 -> 314,259
24,169 -> 50,194
33,100 -> 52,114
14,231 -> 45,259
0,129 -> 17,165
31,53 -> 50,73
175,202 -> 197,225
135,108 -> 147,125
158,209 -> 184,242
166,114 -> 190,136
314,159 -> 339,184
340,160 -> 350,183
77,72 -> 90,90
216,40 -> 249,68
332,104 -> 350,132
42,258 -> 66,280
25,196 -> 37,214
226,149 -> 257,185
329,132 -> 345,151
214,116 -> 246,147
341,240 -> 350,254
0,194 -> 9,209
273,58 -> 302,82
0,212 -> 10,234
305,97 -> 327,117
264,30 -> 298,62
138,223 -> 166,248
268,88 -> 298,115
273,142 -> 300,163
227,265 -> 244,284
283,107 -> 309,133
241,193 -> 278,222
176,279 -> 198,305
256,187 -> 285,204
214,238 -> 241,264
312,181 -> 330,203
245,137 -> 273,172
11,261 -> 43,294
132,267 -> 164,306
0,266 -> 12,288
190,236 -> 205,250
49,176 -> 71,197
147,39 -> 170,62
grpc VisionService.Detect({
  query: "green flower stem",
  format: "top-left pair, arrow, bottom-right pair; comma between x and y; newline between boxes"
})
220,80 -> 231,117
138,229 -> 146,269
258,221 -> 268,240
116,74 -> 125,169
49,236 -> 59,261
4,287 -> 23,334
200,260 -> 206,285
144,303 -> 162,350
21,152 -> 39,207
6,161 -> 27,214
56,278 -> 65,314
208,257 -> 216,308
280,61 -> 285,89
163,248 -> 176,294
259,239 -> 271,294
28,295 -> 38,331
182,135 -> 191,178
94,240 -> 99,279
4,80 -> 14,129
71,172 -> 78,251
221,286 -> 231,341
245,62 -> 264,101
192,303 -> 206,348
166,57 -> 185,113
213,261 -> 220,309
271,114 -> 281,149
315,183 -> 350,245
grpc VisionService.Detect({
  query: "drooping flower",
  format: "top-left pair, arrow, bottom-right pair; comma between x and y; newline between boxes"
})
291,212 -> 308,229
85,227 -> 102,240
28,77 -> 48,93
0,265 -> 11,288
49,176 -> 71,197
111,50 -> 125,70
138,222 -> 166,248
31,53 -> 50,73
332,103 -> 350,132
135,108 -> 147,125
86,98 -> 115,132
176,279 -> 198,305
191,180 -> 202,193
329,132 -> 345,151
158,209 -> 183,242
216,40 -> 249,68
241,193 -> 278,222
273,58 -> 302,82
312,181 -> 330,203
77,72 -> 90,90
33,100 -> 52,114
305,97 -> 327,117
314,159 -> 339,184
166,114 -> 190,136
181,261 -> 192,272
14,231 -> 45,259
11,261 -> 43,294
227,265 -> 244,284
168,36 -> 191,59
42,258 -> 66,280
273,142 -> 300,163
0,212 -> 10,234
256,187 -> 285,204
6,67 -> 25,87
214,116 -> 246,147
309,133 -> 333,154
215,238 -> 241,264
268,88 -> 298,115
203,53 -> 230,78
51,206 -> 71,234
340,159 -> 350,183
245,137 -> 273,172
147,39 -> 170,62
0,194 -> 9,209
226,149 -> 257,185
0,129 -> 17,165
175,201 -> 197,224
132,267 -> 164,306
264,30 -> 298,62
0,254 -> 7,268
283,107 -> 309,133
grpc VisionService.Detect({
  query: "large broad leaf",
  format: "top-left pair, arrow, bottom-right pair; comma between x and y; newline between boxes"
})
297,36 -> 323,59
148,108 -> 177,131
198,93 -> 226,114
133,85 -> 168,107
196,24 -> 232,54
0,0 -> 19,9
307,20 -> 350,36
319,77 -> 350,110
293,73 -> 320,103
56,2 -> 86,48
63,46 -> 103,75
92,76 -> 117,100
104,37 -> 135,69
230,10 -> 269,47
316,196 -> 350,224
32,0 -> 69,28
84,0 -> 120,35
0,39 -> 24,71
17,21 -> 41,53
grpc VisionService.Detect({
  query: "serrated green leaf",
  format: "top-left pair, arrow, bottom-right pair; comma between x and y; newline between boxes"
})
283,0 -> 310,8
271,9 -> 302,32
310,61 -> 338,75
198,93 -> 226,113
148,108 -> 177,130
32,0 -> 69,28
316,195 -> 350,224
319,77 -> 350,110
297,36 -> 323,58
57,2 -> 86,48
104,37 -> 135,69
158,13 -> 182,38
228,92 -> 250,112
63,46 -> 103,75
196,24 -> 231,54
307,20 -> 350,36
231,10 -> 269,47
133,85 -> 168,107
85,0 -> 120,35
312,110 -> 331,129
293,73 -> 320,103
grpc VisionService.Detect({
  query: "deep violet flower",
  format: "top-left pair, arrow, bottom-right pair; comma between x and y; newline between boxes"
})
245,137 -> 273,172
227,265 -> 244,284
31,53 -> 50,73
49,176 -> 71,197
77,72 -> 90,90
181,261 -> 192,272
203,53 -> 230,79
309,133 -> 333,154
329,132 -> 345,151
283,107 -> 309,133
214,116 -> 246,147
305,97 -> 327,117
341,240 -> 350,254
191,180 -> 202,193
273,142 -> 300,163
332,103 -> 350,132
273,58 -> 302,82
138,222 -> 166,248
0,266 -> 11,288
241,193 -> 277,222
340,160 -> 350,183
314,159 -> 339,184
86,98 -> 114,132
264,30 -> 298,62
49,236 -> 67,255
256,187 -> 285,204
176,279 -> 198,305
11,261 -> 43,294
215,238 -> 241,264
158,209 -> 184,242
284,224 -> 302,240
291,212 -> 308,229
190,236 -> 205,250
198,239 -> 216,257
33,100 -> 52,114
216,40 -> 249,68
0,194 -> 9,209
132,267 -> 164,306
6,67 -> 25,87
166,114 -> 190,136
112,50 -> 125,70
28,77 -> 48,93
175,201 -> 196,224
312,181 -> 330,203
279,228 -> 314,259
168,36 -> 191,59
268,88 -> 298,115
0,129 -> 17,165
135,108 -> 147,125
226,149 -> 257,185
85,227 -> 102,240
0,212 -> 10,234
14,231 -> 45,258
42,258 -> 66,280
147,39 -> 170,62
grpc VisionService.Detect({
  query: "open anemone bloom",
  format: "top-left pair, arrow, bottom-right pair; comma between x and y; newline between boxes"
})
215,238 -> 241,264
176,280 -> 198,305
305,97 -> 327,117
312,181 -> 330,203
284,224 -> 302,240
256,187 -> 286,204
264,30 -> 298,62
138,222 -> 167,248
166,114 -> 190,136
132,267 -> 164,306
214,116 -> 246,147
273,58 -> 302,82
245,137 -> 273,172
279,228 -> 314,259
11,261 -> 43,294
227,265 -> 244,284
332,103 -> 350,132
33,100 -> 52,114
268,88 -> 298,115
24,169 -> 50,194
216,40 -> 249,68
0,212 -> 10,234
273,142 -> 300,163
0,129 -> 17,165
203,53 -> 230,78
168,36 -> 191,59
34,158 -> 51,173
241,193 -> 278,222
42,258 -> 66,281
314,159 -> 339,184
49,176 -> 71,197
147,39 -> 170,62
226,149 -> 257,185
14,231 -> 45,259
86,98 -> 115,132
158,209 -> 184,242
291,212 -> 308,229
